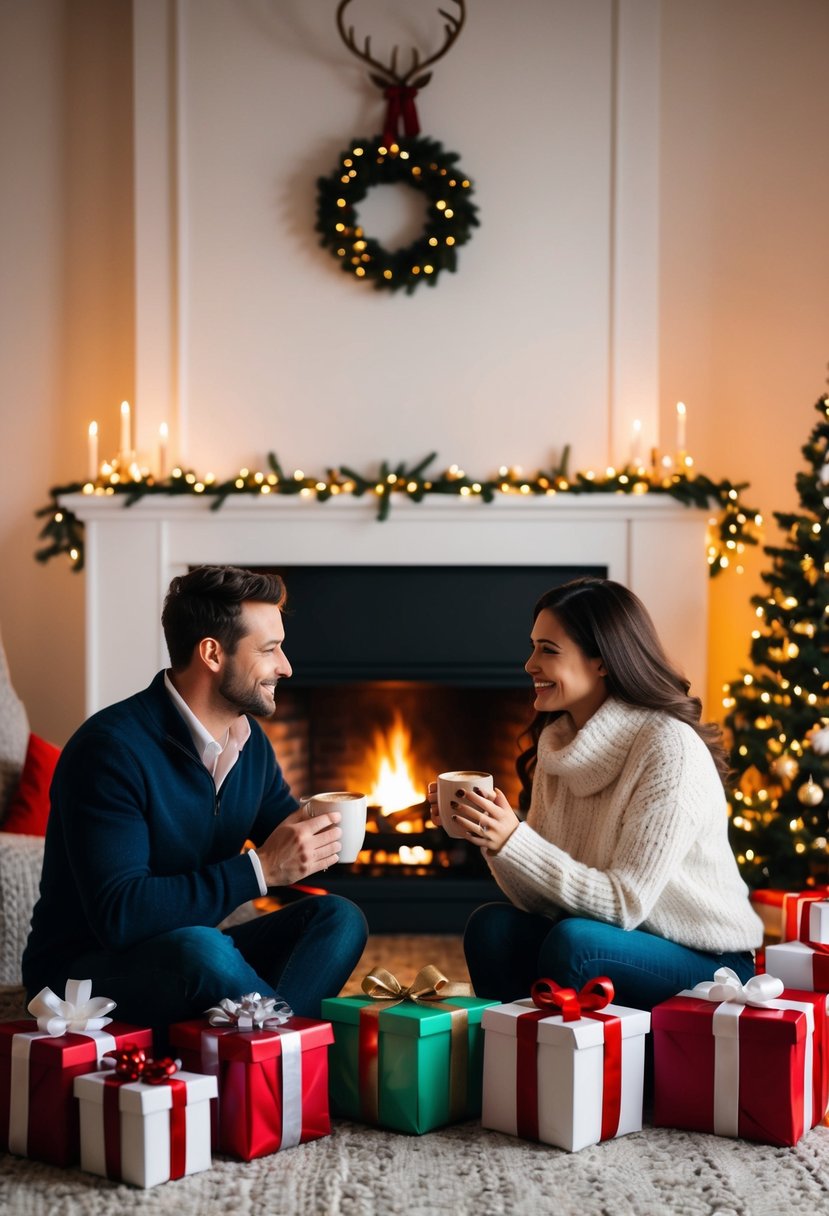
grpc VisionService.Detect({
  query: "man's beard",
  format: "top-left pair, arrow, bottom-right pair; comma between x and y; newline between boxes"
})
218,666 -> 276,718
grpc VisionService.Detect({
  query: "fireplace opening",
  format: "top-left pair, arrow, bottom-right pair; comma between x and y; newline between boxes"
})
252,563 -> 605,931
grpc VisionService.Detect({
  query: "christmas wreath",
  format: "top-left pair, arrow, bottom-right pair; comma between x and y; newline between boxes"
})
315,135 -> 479,294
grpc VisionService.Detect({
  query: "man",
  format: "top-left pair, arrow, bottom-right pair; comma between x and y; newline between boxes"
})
23,565 -> 368,1031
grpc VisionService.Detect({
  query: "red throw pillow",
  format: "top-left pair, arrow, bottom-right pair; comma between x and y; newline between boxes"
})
1,733 -> 60,835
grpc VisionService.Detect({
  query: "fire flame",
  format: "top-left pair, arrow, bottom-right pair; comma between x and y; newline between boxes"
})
365,712 -> 425,814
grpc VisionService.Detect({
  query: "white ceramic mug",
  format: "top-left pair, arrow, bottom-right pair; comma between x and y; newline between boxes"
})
437,770 -> 495,839
308,791 -> 368,863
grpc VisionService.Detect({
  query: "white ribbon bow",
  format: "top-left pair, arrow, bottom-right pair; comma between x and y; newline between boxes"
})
205,992 -> 294,1031
691,966 -> 784,1007
26,978 -> 116,1036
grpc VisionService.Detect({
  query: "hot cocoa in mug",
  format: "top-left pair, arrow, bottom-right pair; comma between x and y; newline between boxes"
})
308,791 -> 368,863
436,770 -> 494,839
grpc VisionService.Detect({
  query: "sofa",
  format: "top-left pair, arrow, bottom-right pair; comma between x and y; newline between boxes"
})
0,626 -> 47,1005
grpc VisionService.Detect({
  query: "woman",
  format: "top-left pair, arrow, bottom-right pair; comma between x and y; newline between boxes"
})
430,576 -> 762,1009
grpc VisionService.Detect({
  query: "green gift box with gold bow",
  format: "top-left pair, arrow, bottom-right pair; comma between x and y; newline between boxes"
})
321,965 -> 498,1135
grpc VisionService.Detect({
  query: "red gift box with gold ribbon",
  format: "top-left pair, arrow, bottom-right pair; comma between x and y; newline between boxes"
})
653,968 -> 828,1146
0,980 -> 152,1166
480,977 -> 651,1152
170,994 -> 333,1161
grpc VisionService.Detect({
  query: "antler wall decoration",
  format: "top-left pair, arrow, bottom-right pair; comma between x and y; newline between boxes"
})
336,0 -> 465,145
316,1 -> 478,294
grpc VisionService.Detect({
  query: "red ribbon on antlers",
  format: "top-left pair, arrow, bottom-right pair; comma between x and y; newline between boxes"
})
382,86 -> 421,147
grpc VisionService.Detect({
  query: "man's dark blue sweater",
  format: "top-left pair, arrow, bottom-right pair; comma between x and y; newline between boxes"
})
22,671 -> 297,998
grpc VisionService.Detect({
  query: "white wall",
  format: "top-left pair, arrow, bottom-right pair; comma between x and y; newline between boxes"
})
658,0 -> 829,710
140,0 -> 627,475
1,0 -> 827,743
0,0 -> 134,743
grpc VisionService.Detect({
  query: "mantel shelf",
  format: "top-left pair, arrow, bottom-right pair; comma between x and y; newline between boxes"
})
61,490 -> 710,716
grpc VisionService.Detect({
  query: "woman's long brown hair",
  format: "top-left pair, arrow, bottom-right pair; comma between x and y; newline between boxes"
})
516,577 -> 729,810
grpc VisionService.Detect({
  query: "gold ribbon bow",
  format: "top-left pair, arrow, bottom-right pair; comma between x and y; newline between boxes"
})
358,965 -> 472,1126
361,964 -> 472,1004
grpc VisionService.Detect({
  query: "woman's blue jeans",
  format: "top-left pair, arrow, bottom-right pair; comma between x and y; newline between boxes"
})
65,895 -> 368,1045
464,902 -> 755,1010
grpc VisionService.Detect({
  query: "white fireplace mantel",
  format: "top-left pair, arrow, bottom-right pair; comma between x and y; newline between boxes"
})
61,493 -> 710,715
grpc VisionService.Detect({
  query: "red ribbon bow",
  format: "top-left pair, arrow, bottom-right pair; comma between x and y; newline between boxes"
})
530,976 -> 615,1022
104,1042 -> 180,1084
382,85 -> 420,147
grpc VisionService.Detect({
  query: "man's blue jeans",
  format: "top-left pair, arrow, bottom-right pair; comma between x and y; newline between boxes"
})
66,895 -> 368,1042
464,903 -> 755,1009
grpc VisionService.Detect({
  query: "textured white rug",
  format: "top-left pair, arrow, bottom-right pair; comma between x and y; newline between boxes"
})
2,1118 -> 829,1215
2,935 -> 829,1214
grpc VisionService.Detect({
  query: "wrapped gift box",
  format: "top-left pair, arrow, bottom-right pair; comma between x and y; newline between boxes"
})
652,975 -> 828,1146
0,1019 -> 153,1166
74,1067 -> 217,1187
170,1015 -> 333,1160
321,993 -> 497,1135
750,888 -> 829,941
764,940 -> 829,993
480,995 -> 650,1152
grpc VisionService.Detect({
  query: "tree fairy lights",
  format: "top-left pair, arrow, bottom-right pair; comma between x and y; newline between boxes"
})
724,394 -> 829,888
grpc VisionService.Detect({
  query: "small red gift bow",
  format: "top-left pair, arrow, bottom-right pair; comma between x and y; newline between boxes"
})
516,977 -> 622,1143
101,1044 -> 187,1181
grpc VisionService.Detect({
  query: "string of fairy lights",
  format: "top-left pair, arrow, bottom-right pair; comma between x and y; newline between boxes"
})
35,446 -> 762,576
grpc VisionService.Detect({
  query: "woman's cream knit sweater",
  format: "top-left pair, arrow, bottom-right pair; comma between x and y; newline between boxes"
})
489,696 -> 763,953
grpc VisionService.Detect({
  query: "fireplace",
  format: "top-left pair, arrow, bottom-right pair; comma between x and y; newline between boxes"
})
60,491 -> 712,927
256,563 -> 602,931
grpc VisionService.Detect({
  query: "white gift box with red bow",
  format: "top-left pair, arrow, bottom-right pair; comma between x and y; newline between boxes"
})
480,978 -> 650,1152
74,1066 -> 217,1188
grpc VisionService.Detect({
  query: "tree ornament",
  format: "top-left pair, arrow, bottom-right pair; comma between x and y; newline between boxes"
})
818,460 -> 829,486
318,1 -> 477,294
809,725 -> 829,756
797,777 -> 824,807
770,754 -> 799,781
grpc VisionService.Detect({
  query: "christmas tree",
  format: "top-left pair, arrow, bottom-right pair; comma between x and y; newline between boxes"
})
725,393 -> 829,889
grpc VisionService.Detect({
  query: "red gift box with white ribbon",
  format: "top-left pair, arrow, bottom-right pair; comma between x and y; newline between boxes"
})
170,993 -> 333,1161
750,887 -> 829,941
74,1047 -> 217,1188
0,979 -> 152,1166
653,968 -> 829,1146
480,977 -> 651,1153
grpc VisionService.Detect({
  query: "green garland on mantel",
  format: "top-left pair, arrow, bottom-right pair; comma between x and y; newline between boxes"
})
35,450 -> 761,577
